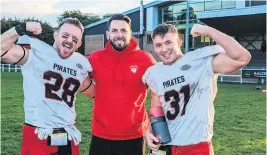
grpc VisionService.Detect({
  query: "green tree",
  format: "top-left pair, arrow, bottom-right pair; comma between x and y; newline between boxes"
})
102,13 -> 116,19
1,17 -> 55,45
1,17 -> 19,34
57,10 -> 101,26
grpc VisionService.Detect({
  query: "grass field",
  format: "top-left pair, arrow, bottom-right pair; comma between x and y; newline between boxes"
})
1,72 -> 266,155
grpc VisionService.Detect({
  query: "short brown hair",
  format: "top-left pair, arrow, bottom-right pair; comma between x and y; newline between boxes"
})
107,14 -> 131,30
57,17 -> 84,33
151,24 -> 178,39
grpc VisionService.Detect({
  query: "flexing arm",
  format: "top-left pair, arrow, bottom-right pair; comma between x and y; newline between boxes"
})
191,24 -> 251,74
1,22 -> 42,65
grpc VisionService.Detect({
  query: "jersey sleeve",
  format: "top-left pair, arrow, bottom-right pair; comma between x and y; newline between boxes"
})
142,65 -> 165,96
87,60 -> 93,73
29,37 -> 46,51
20,48 -> 34,68
204,56 -> 214,76
189,45 -> 225,60
19,36 -> 44,68
191,46 -> 222,76
142,67 -> 156,93
83,56 -> 93,73
189,45 -> 225,76
16,35 -> 30,46
88,54 -> 94,78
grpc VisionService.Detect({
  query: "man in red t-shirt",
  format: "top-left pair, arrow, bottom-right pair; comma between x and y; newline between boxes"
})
86,14 -> 156,155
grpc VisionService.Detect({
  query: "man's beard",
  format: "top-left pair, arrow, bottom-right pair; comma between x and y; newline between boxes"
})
110,38 -> 128,52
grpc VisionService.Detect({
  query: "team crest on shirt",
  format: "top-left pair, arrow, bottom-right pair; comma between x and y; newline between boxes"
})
76,63 -> 83,70
180,64 -> 191,71
130,65 -> 138,73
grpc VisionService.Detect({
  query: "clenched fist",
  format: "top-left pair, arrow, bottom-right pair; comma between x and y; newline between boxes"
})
26,22 -> 42,35
190,24 -> 210,37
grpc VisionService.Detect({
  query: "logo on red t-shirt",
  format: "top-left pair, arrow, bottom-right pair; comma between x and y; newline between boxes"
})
130,65 -> 138,73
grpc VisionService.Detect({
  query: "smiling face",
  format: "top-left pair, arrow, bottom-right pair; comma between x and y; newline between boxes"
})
106,20 -> 132,51
53,23 -> 83,59
153,32 -> 183,65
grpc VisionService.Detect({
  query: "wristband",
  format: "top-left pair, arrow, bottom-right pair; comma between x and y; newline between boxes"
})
15,23 -> 27,36
80,80 -> 93,92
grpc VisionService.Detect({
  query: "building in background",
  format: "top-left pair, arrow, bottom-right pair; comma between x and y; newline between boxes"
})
84,0 -> 266,83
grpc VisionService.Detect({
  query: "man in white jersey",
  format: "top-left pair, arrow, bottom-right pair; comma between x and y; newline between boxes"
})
1,18 -> 95,155
142,24 -> 251,155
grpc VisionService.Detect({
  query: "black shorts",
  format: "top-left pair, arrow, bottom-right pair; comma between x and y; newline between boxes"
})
89,135 -> 144,155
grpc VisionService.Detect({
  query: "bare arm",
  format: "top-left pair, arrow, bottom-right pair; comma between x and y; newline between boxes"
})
1,27 -> 29,65
1,22 -> 42,65
1,27 -> 19,55
208,27 -> 251,74
146,90 -> 161,133
79,75 -> 95,98
151,90 -> 162,107
191,24 -> 251,74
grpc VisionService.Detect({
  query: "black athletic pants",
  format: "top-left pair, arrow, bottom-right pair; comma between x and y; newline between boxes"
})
89,135 -> 144,155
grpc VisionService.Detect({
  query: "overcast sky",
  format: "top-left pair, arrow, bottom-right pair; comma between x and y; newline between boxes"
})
1,0 -> 154,27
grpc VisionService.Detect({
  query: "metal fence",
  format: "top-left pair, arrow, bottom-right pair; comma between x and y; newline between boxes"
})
1,64 -> 21,72
0,64 -> 265,84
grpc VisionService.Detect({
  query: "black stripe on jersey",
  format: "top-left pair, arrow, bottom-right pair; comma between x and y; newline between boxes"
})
12,45 -> 26,65
80,79 -> 93,92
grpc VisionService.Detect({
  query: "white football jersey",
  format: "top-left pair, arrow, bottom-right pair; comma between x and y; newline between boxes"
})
19,36 -> 92,128
143,45 -> 224,145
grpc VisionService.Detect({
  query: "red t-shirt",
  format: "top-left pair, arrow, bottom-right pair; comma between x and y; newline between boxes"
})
88,39 -> 156,140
